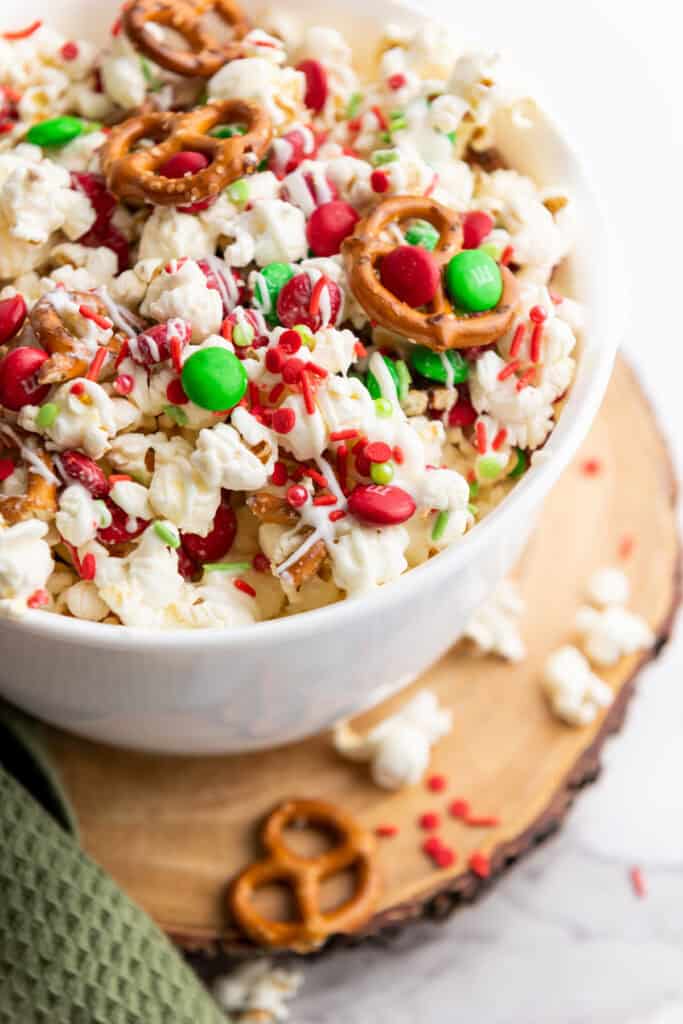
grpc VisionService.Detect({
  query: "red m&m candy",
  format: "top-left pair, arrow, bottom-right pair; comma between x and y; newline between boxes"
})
379,245 -> 440,307
0,347 -> 50,411
462,210 -> 494,250
306,200 -> 359,257
158,151 -> 210,178
297,59 -> 329,113
347,483 -> 416,525
0,294 -> 27,344
276,273 -> 342,331
181,501 -> 237,564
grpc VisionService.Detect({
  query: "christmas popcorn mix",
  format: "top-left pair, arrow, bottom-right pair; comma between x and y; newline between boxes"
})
0,3 -> 578,627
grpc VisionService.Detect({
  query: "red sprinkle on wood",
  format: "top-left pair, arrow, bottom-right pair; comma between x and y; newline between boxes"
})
419,812 -> 440,831
426,774 -> 447,792
475,420 -> 488,454
376,824 -> 399,838
629,865 -> 646,898
618,533 -> 635,559
234,579 -> 256,598
468,851 -> 490,878
581,457 -> 602,477
465,814 -> 500,828
449,798 -> 470,819
422,836 -> 442,857
509,323 -> 526,358
497,359 -> 520,382
434,846 -> 456,868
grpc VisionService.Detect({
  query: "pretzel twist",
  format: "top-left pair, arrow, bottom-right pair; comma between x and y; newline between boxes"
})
101,99 -> 272,207
123,0 -> 250,78
343,195 -> 520,351
30,292 -> 123,385
0,433 -> 57,526
230,799 -> 381,951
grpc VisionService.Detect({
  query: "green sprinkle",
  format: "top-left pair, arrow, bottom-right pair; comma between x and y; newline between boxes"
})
81,121 -> 103,135
468,503 -> 478,517
395,359 -> 412,402
346,91 -> 363,119
469,480 -> 479,500
480,242 -> 502,261
371,149 -> 399,167
370,461 -> 394,485
212,124 -> 247,138
27,116 -> 84,148
405,219 -> 439,251
257,157 -> 269,172
409,345 -> 469,385
163,403 -> 188,426
431,509 -> 450,541
378,131 -> 393,145
94,500 -> 112,529
509,447 -> 528,479
478,455 -> 503,480
226,178 -> 250,206
366,355 -> 400,399
389,111 -> 408,132
446,130 -> 457,144
153,520 -> 181,549
232,322 -> 254,348
140,56 -> 156,85
374,397 -> 393,418
293,324 -> 315,349
36,403 -> 59,428
203,561 -> 251,573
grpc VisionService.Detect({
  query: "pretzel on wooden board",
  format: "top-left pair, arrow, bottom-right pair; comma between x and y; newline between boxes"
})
342,195 -> 519,351
230,798 -> 381,951
123,0 -> 250,78
30,292 -> 123,385
101,99 -> 272,207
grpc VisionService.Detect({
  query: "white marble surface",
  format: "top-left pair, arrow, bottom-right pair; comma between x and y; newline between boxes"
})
275,1 -> 683,1020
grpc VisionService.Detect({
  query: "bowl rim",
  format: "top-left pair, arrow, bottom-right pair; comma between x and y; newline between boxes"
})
0,0 -> 621,650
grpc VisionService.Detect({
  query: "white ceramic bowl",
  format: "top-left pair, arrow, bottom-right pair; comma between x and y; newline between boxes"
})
0,0 -> 620,753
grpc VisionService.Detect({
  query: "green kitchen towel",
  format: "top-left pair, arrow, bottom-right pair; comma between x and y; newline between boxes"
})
0,711 -> 226,1024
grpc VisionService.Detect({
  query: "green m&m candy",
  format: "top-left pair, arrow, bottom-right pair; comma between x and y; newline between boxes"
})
509,447 -> 528,479
254,262 -> 294,324
211,124 -> 247,138
409,345 -> 469,385
405,219 -> 439,251
445,249 -> 503,312
181,347 -> 247,412
27,116 -> 84,148
366,355 -> 400,399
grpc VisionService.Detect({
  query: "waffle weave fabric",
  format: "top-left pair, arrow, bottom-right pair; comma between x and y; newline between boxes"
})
0,767 -> 225,1024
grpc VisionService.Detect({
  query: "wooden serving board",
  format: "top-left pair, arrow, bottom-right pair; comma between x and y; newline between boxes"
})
44,358 -> 680,956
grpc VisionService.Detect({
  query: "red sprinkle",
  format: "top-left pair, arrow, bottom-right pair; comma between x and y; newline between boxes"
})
364,441 -> 392,464
234,578 -> 256,598
108,474 -> 132,485
252,553 -> 270,572
113,374 -> 134,396
449,799 -> 470,819
270,461 -> 288,486
86,347 -> 109,381
313,494 -> 337,506
529,305 -> 548,324
170,336 -> 184,375
419,812 -> 440,831
497,359 -> 520,382
287,484 -> 308,508
309,276 -> 327,319
376,824 -> 399,837
60,40 -> 79,60
370,169 -> 390,193
2,19 -> 42,40
581,457 -> 602,477
475,420 -> 488,455
530,323 -> 544,363
629,865 -> 646,899
515,368 -> 536,392
27,588 -> 49,609
468,851 -> 490,878
426,774 -> 447,792
301,369 -> 316,415
465,814 -> 500,828
282,357 -> 305,385
618,533 -> 635,559
305,468 -> 328,488
79,304 -> 112,331
387,73 -> 407,90
0,458 -> 15,483
297,59 -> 329,113
354,341 -> 368,359
392,445 -> 404,465
492,428 -> 508,451
272,407 -> 296,434
500,245 -> 514,266
330,429 -> 358,442
329,509 -> 347,522
80,553 -> 97,582
0,122 -> 14,136
422,836 -> 442,857
268,382 -> 286,405
166,378 -> 188,406
509,323 -> 526,359
336,443 -> 348,493
434,846 -> 456,869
